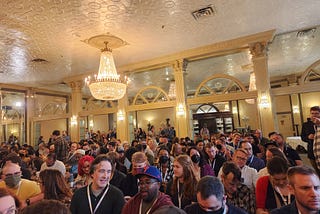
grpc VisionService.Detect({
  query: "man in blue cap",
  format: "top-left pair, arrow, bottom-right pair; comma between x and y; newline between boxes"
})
122,166 -> 173,214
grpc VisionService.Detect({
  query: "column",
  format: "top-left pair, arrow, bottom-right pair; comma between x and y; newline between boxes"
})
26,89 -> 35,145
249,42 -> 276,136
116,93 -> 128,141
68,80 -> 83,142
173,59 -> 189,137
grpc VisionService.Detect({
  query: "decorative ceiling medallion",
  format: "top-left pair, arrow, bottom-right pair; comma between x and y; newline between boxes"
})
82,34 -> 128,50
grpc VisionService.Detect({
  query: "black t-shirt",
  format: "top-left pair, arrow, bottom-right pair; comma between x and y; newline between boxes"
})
70,184 -> 125,214
184,203 -> 248,214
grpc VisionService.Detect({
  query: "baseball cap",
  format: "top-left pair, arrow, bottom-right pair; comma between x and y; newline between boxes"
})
136,166 -> 162,182
75,149 -> 85,155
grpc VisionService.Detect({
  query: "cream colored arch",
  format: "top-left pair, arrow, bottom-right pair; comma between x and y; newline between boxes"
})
132,86 -> 171,105
195,73 -> 247,97
300,59 -> 320,85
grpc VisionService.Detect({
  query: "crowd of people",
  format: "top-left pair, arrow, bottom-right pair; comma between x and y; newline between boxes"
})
0,106 -> 319,214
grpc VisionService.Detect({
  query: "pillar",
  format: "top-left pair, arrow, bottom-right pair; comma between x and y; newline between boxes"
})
116,93 -> 128,141
68,80 -> 83,142
173,59 -> 189,137
26,89 -> 35,145
250,42 -> 277,136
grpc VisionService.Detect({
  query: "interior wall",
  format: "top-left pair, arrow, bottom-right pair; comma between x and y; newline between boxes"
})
274,95 -> 295,138
136,108 -> 174,132
93,114 -> 109,133
40,119 -> 67,142
300,91 -> 320,121
237,100 -> 259,130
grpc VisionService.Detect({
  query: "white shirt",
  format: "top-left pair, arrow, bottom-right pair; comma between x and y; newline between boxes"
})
40,160 -> 66,177
218,165 -> 258,190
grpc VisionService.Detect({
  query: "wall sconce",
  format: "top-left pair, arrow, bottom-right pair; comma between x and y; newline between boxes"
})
259,93 -> 270,109
293,105 -> 300,114
117,110 -> 125,121
224,104 -> 230,111
71,115 -> 77,126
89,120 -> 94,128
176,103 -> 186,116
232,107 -> 238,114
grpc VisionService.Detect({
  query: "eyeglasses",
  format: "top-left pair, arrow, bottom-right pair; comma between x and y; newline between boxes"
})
0,207 -> 18,214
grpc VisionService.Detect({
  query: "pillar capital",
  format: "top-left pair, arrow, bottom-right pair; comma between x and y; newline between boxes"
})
173,59 -> 188,73
249,41 -> 267,58
67,80 -> 84,92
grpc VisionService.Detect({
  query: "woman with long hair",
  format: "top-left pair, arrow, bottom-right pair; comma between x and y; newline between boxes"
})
157,147 -> 174,192
256,156 -> 294,213
39,169 -> 73,206
74,155 -> 94,186
187,147 -> 214,179
166,155 -> 198,209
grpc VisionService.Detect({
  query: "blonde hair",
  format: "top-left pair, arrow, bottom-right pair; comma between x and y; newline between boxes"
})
131,151 -> 148,163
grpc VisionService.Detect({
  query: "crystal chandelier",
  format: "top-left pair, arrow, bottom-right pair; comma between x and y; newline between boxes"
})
168,80 -> 176,100
245,72 -> 256,104
85,35 -> 127,100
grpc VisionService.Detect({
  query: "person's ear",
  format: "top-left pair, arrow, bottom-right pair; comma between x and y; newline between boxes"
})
288,184 -> 295,195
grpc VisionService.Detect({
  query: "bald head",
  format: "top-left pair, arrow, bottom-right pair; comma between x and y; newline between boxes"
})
2,162 -> 21,176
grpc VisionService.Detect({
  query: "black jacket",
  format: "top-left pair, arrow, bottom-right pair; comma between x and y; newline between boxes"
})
301,118 -> 316,159
271,200 -> 320,214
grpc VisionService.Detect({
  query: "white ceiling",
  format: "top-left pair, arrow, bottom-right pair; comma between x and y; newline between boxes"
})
0,0 -> 320,99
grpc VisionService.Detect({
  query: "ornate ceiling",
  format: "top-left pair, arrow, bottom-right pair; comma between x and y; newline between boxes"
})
0,0 -> 320,99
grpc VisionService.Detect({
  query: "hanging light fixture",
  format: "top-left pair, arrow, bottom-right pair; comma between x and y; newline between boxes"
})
168,80 -> 176,100
245,72 -> 256,104
85,35 -> 127,100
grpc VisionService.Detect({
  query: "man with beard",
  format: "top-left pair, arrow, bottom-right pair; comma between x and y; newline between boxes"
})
271,166 -> 320,214
70,155 -> 125,214
122,166 -> 173,214
184,176 -> 247,214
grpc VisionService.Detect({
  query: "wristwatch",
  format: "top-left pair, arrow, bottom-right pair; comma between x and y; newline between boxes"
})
26,198 -> 31,206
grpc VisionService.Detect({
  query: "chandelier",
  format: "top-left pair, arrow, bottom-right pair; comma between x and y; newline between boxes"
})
168,80 -> 176,100
245,72 -> 256,104
85,35 -> 127,100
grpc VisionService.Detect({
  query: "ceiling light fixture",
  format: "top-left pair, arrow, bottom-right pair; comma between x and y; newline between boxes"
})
168,80 -> 176,100
84,35 -> 128,100
245,72 -> 256,104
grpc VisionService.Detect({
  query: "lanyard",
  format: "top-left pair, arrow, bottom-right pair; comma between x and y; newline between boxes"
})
177,181 -> 182,208
160,167 -> 168,181
87,184 -> 109,214
139,198 -> 158,214
275,186 -> 291,205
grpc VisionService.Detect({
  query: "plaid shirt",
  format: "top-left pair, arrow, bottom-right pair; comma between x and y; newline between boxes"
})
227,183 -> 256,214
313,126 -> 320,170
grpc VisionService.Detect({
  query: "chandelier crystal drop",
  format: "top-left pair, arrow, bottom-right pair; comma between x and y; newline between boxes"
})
85,42 -> 127,100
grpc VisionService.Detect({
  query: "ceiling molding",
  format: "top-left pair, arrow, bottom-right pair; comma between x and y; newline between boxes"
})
119,30 -> 275,73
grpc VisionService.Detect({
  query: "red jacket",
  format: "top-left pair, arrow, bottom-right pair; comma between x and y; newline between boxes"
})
122,192 -> 173,214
